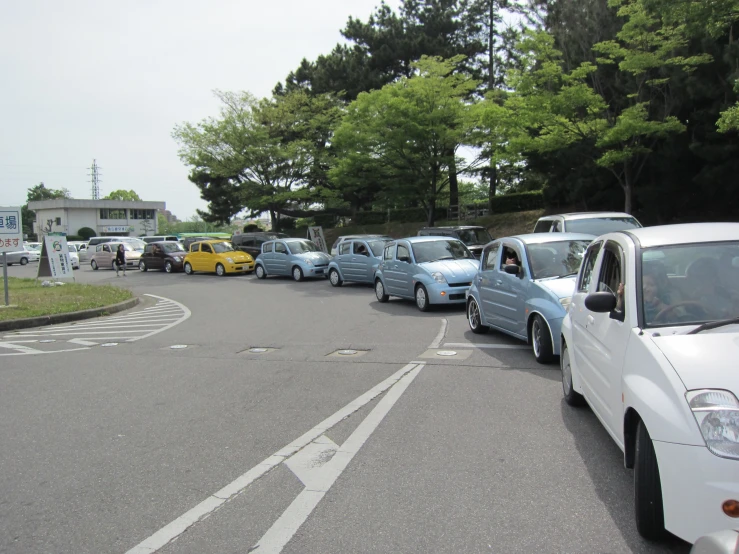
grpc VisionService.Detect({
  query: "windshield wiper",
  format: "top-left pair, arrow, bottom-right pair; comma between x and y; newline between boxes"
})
555,272 -> 579,279
687,316 -> 739,335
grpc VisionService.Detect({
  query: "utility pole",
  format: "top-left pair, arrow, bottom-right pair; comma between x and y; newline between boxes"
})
88,159 -> 102,199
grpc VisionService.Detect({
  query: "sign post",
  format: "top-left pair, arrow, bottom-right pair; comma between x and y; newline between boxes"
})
37,235 -> 75,281
0,206 -> 23,307
307,226 -> 328,254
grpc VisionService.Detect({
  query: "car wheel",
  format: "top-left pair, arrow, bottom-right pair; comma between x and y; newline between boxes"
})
20,257 -> 28,266
467,298 -> 488,334
216,263 -> 226,276
139,260 -> 147,272
91,260 -> 98,271
184,262 -> 193,275
415,284 -> 430,312
329,269 -> 342,287
292,266 -> 303,282
561,344 -> 585,406
375,279 -> 389,302
531,315 -> 554,364
164,261 -> 173,273
634,421 -> 665,540
255,265 -> 266,279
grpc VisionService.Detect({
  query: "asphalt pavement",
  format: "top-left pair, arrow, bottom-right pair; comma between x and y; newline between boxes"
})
0,262 -> 690,553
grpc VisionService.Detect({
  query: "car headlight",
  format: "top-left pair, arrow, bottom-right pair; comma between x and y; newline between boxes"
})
431,272 -> 447,284
172,256 -> 181,262
686,389 -> 739,459
226,257 -> 234,264
304,259 -> 313,266
559,297 -> 572,310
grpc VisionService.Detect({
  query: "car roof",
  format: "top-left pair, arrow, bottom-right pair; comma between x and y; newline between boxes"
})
620,223 -> 739,248
396,236 -> 465,244
508,233 -> 595,245
419,226 -> 486,230
538,212 -> 635,221
339,234 -> 391,240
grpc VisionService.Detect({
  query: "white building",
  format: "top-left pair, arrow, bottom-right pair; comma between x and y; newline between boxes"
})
27,199 -> 166,238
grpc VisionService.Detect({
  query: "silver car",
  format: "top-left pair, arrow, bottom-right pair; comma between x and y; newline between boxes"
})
0,249 -> 36,266
89,242 -> 142,270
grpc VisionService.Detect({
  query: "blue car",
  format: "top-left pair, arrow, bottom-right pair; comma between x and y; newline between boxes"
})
374,236 -> 480,311
465,233 -> 592,364
254,238 -> 332,281
328,237 -> 391,286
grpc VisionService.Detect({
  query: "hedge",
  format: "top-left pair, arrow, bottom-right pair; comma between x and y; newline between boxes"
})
476,191 -> 544,213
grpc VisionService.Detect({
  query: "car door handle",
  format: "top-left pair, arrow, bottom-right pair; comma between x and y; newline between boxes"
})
586,315 -> 595,325
495,280 -> 503,286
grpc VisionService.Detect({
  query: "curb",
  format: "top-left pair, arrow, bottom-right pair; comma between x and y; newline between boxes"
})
0,296 -> 141,332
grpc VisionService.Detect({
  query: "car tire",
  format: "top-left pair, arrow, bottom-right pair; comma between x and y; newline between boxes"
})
415,284 -> 430,312
375,279 -> 389,302
329,269 -> 342,287
634,421 -> 665,540
20,257 -> 28,266
91,260 -> 98,271
164,261 -> 173,273
139,260 -> 147,272
216,263 -> 226,276
561,344 -> 585,406
292,266 -> 303,282
255,265 -> 266,279
184,262 -> 193,275
531,315 -> 554,364
467,298 -> 488,334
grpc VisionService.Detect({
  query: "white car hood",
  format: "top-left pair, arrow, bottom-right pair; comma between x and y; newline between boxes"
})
651,331 -> 739,393
536,277 -> 577,299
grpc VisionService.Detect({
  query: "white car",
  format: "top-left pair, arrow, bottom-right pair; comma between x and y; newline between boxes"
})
67,244 -> 81,269
560,222 -> 739,544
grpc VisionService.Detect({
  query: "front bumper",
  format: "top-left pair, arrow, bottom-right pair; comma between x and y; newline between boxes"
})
426,282 -> 471,305
225,261 -> 255,274
305,265 -> 327,277
653,440 -> 739,544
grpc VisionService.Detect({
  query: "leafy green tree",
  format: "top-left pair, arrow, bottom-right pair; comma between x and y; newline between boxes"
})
77,227 -> 96,240
22,182 -> 71,237
104,189 -> 142,201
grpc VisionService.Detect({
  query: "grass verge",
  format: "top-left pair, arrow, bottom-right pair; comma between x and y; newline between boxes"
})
0,278 -> 133,322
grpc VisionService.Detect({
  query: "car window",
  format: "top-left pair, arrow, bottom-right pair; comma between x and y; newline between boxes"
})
367,240 -> 388,257
288,240 -> 319,254
551,221 -> 561,232
500,245 -> 522,270
528,240 -> 590,280
213,242 -> 234,253
578,242 -> 603,292
397,244 -> 411,261
456,228 -> 493,246
190,244 -> 200,253
145,245 -> 153,254
201,244 -> 213,254
383,244 -> 394,261
103,245 -> 110,253
353,242 -> 369,256
263,242 -> 273,253
597,243 -> 624,304
411,239 -> 472,263
565,217 -> 641,235
482,242 -> 500,271
533,220 -> 552,233
275,242 -> 287,254
339,242 -> 351,255
162,243 -> 184,253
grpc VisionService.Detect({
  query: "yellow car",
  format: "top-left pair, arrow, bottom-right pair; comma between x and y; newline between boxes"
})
183,240 -> 254,276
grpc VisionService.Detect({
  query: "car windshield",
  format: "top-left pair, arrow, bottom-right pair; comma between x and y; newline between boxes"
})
288,240 -> 319,254
112,243 -> 135,252
456,228 -> 493,246
565,217 -> 641,235
412,239 -> 473,263
162,243 -> 185,253
212,242 -> 234,253
368,240 -> 390,257
527,240 -> 590,280
640,242 -> 739,328
67,244 -> 77,252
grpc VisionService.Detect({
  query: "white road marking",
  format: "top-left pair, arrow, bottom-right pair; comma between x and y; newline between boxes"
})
429,318 -> 448,349
252,362 -> 424,553
68,339 -> 98,346
124,361 -> 423,554
284,435 -> 339,489
0,342 -> 43,354
443,342 -> 529,350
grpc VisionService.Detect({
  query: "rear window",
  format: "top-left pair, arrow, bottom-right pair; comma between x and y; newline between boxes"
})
533,220 -> 553,233
564,217 -> 641,236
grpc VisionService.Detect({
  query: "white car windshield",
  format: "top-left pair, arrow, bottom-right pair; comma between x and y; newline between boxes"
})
288,240 -> 320,254
212,242 -> 234,253
565,217 -> 641,235
640,242 -> 739,327
456,228 -> 493,246
412,239 -> 473,263
527,240 -> 590,279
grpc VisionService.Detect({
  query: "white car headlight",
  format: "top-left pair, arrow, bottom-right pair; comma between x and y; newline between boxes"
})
304,259 -> 313,266
431,272 -> 446,284
226,257 -> 234,264
686,389 -> 739,459
559,297 -> 572,310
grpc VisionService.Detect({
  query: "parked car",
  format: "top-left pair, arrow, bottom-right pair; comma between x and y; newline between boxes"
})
560,222 -> 739,544
141,235 -> 180,244
139,241 -> 186,273
465,233 -> 592,363
89,242 -> 142,270
66,243 -> 81,269
183,240 -> 254,276
690,530 -> 739,554
373,236 -> 480,311
330,234 -> 392,256
533,212 -> 642,237
254,238 -> 331,281
182,236 -> 214,251
0,249 -> 35,266
327,237 -> 391,286
69,241 -> 89,261
417,226 -> 493,259
232,232 -> 290,259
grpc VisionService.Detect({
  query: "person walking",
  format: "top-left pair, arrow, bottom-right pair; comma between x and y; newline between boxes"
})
115,243 -> 126,277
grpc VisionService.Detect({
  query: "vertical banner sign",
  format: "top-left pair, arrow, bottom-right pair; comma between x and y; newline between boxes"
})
0,206 -> 23,306
307,226 -> 328,253
38,235 -> 74,279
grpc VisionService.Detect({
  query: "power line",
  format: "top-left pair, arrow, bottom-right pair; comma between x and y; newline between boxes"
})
88,159 -> 102,199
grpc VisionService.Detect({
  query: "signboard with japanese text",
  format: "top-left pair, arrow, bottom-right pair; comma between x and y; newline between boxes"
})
307,226 -> 328,254
0,206 -> 23,253
37,235 -> 74,279
104,226 -> 133,233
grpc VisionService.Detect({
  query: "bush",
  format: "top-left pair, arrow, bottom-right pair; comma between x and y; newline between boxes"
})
65,235 -> 83,241
353,211 -> 386,225
390,207 -> 427,223
471,191 -> 544,214
77,227 -> 96,240
243,223 -> 262,232
313,214 -> 337,227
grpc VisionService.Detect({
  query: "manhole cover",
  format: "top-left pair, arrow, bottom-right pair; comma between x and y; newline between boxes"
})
249,348 -> 268,353
101,343 -> 119,347
436,350 -> 457,356
170,344 -> 188,349
39,339 -> 56,343
337,349 -> 358,355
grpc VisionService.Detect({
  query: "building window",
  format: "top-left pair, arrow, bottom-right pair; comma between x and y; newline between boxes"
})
100,209 -> 126,219
130,209 -> 155,220
55,217 -> 61,225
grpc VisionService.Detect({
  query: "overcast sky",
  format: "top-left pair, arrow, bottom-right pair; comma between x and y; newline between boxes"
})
1,0 -> 399,220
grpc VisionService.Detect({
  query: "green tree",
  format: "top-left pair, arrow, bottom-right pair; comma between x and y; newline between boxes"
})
77,227 -> 96,240
22,182 -> 71,237
104,189 -> 142,201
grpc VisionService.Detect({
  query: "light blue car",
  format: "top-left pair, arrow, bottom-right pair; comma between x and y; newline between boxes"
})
328,237 -> 391,286
373,236 -> 480,311
254,238 -> 331,281
465,233 -> 592,364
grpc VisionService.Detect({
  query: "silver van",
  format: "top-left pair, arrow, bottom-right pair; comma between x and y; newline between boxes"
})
142,235 -> 179,244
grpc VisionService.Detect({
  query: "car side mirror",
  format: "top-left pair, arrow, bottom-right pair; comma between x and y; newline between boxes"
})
503,264 -> 520,275
398,256 -> 410,263
585,292 -> 617,313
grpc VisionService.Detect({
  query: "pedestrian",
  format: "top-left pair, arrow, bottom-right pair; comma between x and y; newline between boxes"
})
115,243 -> 126,277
